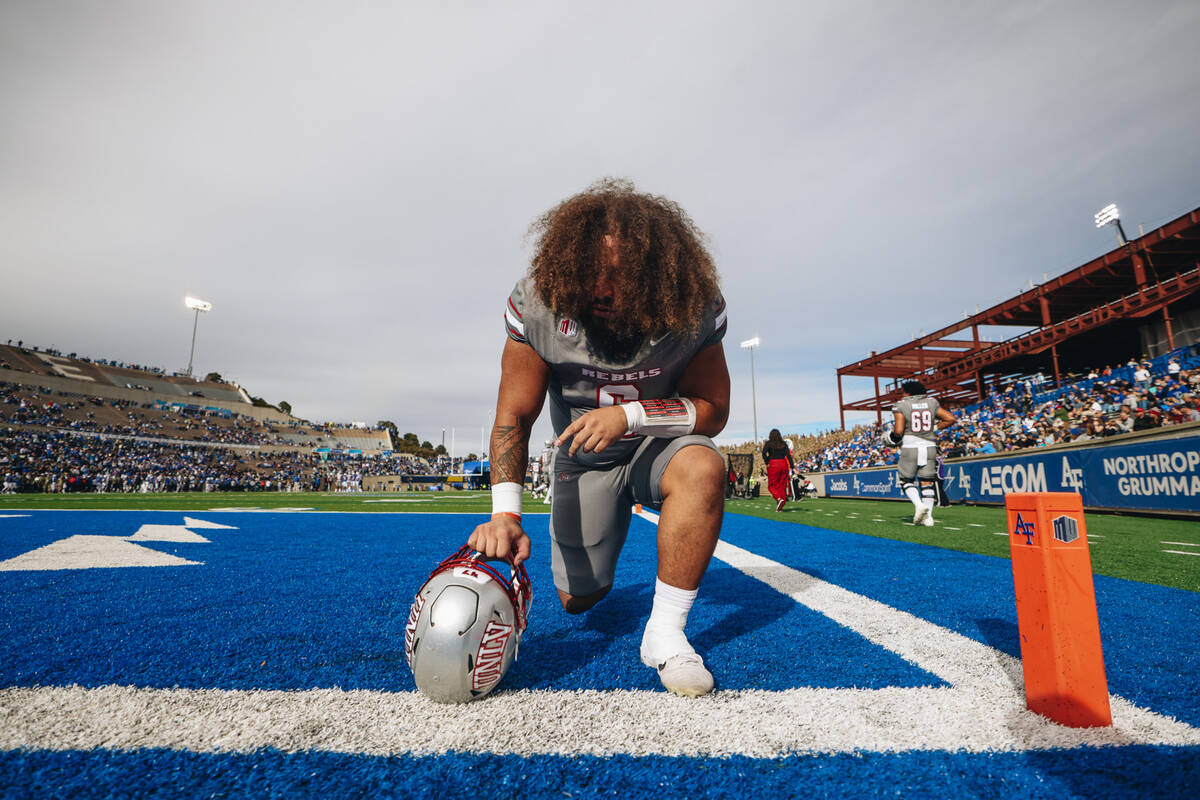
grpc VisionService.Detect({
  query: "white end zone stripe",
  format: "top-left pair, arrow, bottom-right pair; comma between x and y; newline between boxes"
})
3,683 -> 1197,757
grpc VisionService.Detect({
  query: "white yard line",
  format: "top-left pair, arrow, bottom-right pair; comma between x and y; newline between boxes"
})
3,683 -> 1196,758
1162,550 -> 1200,557
1161,541 -> 1199,547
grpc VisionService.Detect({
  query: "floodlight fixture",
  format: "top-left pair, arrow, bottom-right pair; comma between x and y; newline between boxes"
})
1094,203 -> 1127,245
183,296 -> 213,378
739,336 -> 760,444
1094,204 -> 1119,228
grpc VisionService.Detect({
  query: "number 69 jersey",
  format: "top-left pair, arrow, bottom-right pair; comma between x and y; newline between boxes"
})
503,277 -> 727,469
892,393 -> 942,444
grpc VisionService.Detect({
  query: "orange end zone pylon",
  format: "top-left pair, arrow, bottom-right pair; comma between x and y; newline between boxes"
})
1005,492 -> 1112,727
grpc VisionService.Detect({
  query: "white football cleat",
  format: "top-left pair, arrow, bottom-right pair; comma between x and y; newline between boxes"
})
913,506 -> 929,525
922,514 -> 935,527
646,652 -> 714,697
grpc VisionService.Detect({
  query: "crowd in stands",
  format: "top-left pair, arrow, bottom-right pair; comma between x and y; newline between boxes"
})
0,381 -> 491,493
0,341 -> 490,494
0,425 -> 485,495
1,383 -> 284,446
796,346 -> 1200,473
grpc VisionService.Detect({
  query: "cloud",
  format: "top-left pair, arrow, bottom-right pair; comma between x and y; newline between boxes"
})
2,1 -> 1198,447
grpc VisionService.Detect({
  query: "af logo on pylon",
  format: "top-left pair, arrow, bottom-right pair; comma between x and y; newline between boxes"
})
1013,513 -> 1036,545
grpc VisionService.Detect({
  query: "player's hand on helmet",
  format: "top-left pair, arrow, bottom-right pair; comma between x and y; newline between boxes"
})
468,513 -> 531,565
556,405 -> 628,456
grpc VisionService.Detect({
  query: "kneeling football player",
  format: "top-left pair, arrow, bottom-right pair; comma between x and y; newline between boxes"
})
469,179 -> 729,697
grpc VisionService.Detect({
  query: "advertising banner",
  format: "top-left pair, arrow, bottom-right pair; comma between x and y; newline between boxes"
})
821,433 -> 1200,513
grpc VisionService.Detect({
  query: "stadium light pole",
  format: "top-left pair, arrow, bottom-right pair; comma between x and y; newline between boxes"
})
183,296 -> 212,378
1094,203 -> 1127,246
740,336 -> 760,445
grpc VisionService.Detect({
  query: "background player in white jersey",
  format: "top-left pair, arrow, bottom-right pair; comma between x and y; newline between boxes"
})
886,380 -> 957,526
468,178 -> 729,697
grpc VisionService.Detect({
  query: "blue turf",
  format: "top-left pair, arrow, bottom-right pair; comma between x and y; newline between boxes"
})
0,511 -> 938,692
2,509 -> 1198,799
1,746 -> 1198,800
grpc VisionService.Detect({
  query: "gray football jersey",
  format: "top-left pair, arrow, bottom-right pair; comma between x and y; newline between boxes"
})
892,394 -> 941,443
504,276 -> 727,469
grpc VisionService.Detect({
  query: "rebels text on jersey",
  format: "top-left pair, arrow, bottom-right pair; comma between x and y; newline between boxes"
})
504,277 -> 726,466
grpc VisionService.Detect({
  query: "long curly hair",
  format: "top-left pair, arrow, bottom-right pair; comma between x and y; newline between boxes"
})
527,178 -> 721,338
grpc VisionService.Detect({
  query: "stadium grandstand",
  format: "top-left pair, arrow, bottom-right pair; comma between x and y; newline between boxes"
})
759,203 -> 1200,515
0,343 -> 473,494
835,204 -> 1200,425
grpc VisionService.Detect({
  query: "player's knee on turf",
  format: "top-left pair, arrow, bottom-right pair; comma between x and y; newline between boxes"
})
558,585 -> 611,614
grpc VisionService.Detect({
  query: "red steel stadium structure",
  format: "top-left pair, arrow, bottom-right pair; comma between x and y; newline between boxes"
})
837,204 -> 1200,428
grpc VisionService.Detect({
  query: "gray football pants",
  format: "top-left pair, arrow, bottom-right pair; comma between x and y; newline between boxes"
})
549,434 -> 721,597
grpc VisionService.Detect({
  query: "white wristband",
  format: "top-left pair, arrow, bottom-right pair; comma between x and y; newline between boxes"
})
491,481 -> 523,518
622,397 -> 697,438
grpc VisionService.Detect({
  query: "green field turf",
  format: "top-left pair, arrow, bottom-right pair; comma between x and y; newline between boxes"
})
728,495 -> 1200,593
3,491 -> 1197,592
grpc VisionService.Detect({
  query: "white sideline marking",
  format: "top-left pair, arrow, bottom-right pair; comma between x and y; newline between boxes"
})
127,525 -> 209,544
0,516 -> 229,571
0,536 -> 199,571
206,507 -> 315,512
1161,541 -> 1199,547
1163,550 -> 1200,557
183,517 -> 237,530
0,514 -> 31,518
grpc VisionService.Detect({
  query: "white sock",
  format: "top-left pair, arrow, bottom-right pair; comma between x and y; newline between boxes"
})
923,498 -> 935,513
904,485 -> 921,508
640,578 -> 697,664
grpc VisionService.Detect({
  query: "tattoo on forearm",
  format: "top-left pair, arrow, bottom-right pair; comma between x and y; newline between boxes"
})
491,424 -> 529,484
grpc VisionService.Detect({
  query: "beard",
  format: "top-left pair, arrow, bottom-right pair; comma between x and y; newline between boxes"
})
584,312 -> 645,363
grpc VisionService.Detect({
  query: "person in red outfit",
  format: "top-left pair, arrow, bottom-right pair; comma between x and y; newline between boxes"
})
761,428 -> 794,512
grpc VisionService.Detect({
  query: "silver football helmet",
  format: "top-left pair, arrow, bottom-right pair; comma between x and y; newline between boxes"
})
404,544 -> 531,703
880,421 -> 901,449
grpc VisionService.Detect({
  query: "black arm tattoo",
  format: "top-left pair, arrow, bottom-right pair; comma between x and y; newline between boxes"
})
491,424 -> 530,485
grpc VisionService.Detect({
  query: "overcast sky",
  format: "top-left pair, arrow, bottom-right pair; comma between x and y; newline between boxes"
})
3,1 -> 1199,451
